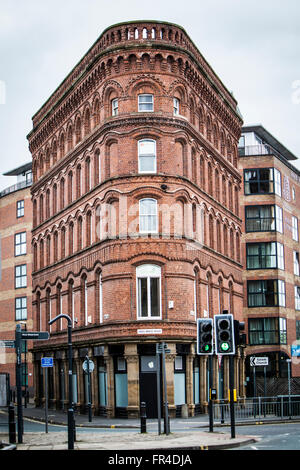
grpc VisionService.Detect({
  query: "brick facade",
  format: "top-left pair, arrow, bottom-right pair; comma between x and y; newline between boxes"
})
28,21 -> 244,417
0,171 -> 33,398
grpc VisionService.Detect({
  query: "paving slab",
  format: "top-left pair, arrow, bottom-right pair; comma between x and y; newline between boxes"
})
16,430 -> 258,451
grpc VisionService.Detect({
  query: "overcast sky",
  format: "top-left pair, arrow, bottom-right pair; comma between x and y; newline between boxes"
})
0,0 -> 299,190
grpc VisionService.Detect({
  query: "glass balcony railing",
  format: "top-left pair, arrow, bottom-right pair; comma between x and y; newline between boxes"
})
0,178 -> 32,198
239,144 -> 281,159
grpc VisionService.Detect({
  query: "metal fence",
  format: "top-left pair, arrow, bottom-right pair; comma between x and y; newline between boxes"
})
213,396 -> 300,422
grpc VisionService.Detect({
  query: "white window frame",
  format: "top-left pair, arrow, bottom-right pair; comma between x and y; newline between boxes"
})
99,273 -> 103,324
292,216 -> 299,241
139,198 -> 158,234
294,251 -> 300,276
274,168 -> 281,196
295,285 -> 300,310
15,232 -> 27,256
138,139 -> 157,174
136,264 -> 162,319
173,98 -> 180,116
138,94 -> 154,112
112,98 -> 118,116
278,280 -> 286,307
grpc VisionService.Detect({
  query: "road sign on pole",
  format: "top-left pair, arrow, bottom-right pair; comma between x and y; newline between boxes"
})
250,357 -> 269,367
41,357 -> 54,368
21,331 -> 50,341
0,340 -> 15,349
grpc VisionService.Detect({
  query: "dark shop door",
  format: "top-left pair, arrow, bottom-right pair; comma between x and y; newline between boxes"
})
139,356 -> 160,418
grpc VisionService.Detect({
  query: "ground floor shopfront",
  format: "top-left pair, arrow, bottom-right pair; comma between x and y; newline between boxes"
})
33,341 -> 246,418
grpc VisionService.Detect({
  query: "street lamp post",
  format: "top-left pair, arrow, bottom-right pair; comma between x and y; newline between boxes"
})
48,314 -> 75,450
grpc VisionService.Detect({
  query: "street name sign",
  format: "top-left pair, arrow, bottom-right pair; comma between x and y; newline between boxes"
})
21,331 -> 50,341
0,340 -> 15,348
41,357 -> 53,368
250,356 -> 269,367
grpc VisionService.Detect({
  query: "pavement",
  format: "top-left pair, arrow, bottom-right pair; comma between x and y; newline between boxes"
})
0,403 -> 261,451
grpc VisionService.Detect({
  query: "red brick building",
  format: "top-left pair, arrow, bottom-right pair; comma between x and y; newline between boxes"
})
28,21 -> 243,417
0,163 -> 33,399
239,125 -> 300,396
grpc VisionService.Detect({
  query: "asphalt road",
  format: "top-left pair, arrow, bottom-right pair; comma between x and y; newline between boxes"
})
2,412 -> 300,449
224,422 -> 300,450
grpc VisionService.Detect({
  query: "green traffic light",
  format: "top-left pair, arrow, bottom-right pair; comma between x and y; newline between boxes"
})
220,342 -> 230,352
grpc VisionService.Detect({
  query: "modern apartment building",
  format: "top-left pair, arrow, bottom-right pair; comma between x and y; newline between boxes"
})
239,125 -> 300,395
0,163 -> 33,398
27,21 -> 244,418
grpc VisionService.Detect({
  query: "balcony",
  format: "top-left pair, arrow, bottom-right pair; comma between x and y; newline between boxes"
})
239,144 -> 282,159
0,177 -> 32,198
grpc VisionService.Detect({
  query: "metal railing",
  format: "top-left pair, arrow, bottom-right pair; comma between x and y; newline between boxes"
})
0,179 -> 32,198
213,396 -> 300,422
238,144 -> 282,159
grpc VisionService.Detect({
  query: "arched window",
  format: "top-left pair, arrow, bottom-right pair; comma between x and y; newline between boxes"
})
84,108 -> 91,136
86,211 -> 92,246
209,214 -> 214,250
77,217 -> 83,251
33,199 -> 37,227
61,227 -> 66,259
39,194 -> 44,224
69,222 -> 74,256
40,239 -> 44,269
215,169 -> 220,201
139,198 -> 158,233
207,163 -> 212,195
75,117 -> 82,144
94,150 -> 100,186
59,133 -> 65,159
136,264 -> 161,318
81,275 -> 88,326
68,171 -> 73,205
46,189 -> 50,219
93,98 -> 100,127
60,178 -> 65,210
53,231 -> 58,263
46,235 -> 51,265
216,219 -> 221,253
33,243 -> 37,271
53,184 -> 57,215
67,125 -> 73,152
85,158 -> 91,192
76,165 -> 81,199
138,139 -> 156,173
236,232 -> 241,263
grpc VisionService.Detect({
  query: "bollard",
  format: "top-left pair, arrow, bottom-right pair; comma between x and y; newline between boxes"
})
140,402 -> 147,433
8,404 -> 16,444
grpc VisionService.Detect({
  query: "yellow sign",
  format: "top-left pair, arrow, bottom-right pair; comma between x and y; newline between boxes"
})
228,389 -> 237,402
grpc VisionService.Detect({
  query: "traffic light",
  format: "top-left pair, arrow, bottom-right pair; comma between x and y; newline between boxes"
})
214,313 -> 235,355
234,320 -> 246,347
197,318 -> 213,355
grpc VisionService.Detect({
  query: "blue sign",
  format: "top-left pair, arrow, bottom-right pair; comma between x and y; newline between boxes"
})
291,345 -> 300,357
41,357 -> 53,368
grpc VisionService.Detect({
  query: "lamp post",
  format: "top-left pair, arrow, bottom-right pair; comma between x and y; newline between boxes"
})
48,314 -> 75,450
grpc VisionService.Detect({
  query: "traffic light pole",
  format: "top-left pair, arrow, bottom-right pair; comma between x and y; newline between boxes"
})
229,355 -> 235,439
208,355 -> 213,432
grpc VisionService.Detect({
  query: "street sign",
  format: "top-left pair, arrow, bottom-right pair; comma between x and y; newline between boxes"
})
0,340 -> 15,348
250,356 -> 269,367
83,359 -> 94,373
21,331 -> 50,341
41,357 -> 53,368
